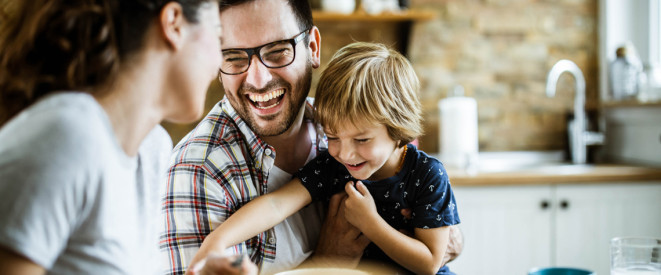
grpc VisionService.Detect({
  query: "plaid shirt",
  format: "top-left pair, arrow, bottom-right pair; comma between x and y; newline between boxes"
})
159,97 -> 323,275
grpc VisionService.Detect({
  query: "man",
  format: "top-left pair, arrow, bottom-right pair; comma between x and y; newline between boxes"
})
160,1 -> 461,274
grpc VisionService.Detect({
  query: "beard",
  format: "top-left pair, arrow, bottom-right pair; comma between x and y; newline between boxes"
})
228,64 -> 312,137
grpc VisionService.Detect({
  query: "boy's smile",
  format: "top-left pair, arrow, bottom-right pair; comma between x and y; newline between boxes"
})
325,119 -> 406,181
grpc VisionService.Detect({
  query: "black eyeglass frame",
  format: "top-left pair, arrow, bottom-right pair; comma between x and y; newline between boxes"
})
219,29 -> 310,75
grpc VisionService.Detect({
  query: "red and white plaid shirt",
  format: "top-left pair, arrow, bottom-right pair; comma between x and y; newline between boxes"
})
159,97 -> 323,275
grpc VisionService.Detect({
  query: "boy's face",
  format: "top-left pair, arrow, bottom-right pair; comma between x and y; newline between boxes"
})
325,119 -> 401,181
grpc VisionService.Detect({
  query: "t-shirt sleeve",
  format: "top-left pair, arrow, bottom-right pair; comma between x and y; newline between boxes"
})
0,114 -> 96,269
411,160 -> 460,229
294,151 -> 349,201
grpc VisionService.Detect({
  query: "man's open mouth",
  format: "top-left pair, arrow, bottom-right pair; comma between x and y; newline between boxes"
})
247,89 -> 285,110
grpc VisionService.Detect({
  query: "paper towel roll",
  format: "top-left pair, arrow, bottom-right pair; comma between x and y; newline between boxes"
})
439,96 -> 478,169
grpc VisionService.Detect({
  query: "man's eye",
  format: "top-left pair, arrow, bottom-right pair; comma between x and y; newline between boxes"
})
355,139 -> 369,143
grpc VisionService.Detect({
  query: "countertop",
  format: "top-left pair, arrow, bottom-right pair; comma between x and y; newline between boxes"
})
447,164 -> 661,186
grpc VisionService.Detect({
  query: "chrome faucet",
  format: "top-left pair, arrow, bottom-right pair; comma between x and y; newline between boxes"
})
546,59 -> 604,164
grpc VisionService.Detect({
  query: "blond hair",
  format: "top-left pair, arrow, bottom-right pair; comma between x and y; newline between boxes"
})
314,42 -> 423,146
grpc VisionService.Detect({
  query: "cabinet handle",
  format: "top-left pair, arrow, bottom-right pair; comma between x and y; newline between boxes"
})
540,200 -> 550,209
560,200 -> 569,209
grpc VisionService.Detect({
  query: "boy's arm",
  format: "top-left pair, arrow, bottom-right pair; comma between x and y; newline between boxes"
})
186,179 -> 312,272
344,181 -> 450,275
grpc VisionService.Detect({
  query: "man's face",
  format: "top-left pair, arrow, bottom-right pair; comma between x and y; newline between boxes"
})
219,0 -> 320,137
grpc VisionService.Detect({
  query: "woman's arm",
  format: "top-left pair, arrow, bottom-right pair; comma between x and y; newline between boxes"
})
344,182 -> 450,275
0,248 -> 46,275
187,178 -> 312,272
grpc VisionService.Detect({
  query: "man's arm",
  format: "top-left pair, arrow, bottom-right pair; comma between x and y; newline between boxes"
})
300,192 -> 371,268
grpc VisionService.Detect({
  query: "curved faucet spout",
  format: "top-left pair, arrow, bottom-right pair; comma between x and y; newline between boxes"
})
545,59 -> 594,164
545,59 -> 586,101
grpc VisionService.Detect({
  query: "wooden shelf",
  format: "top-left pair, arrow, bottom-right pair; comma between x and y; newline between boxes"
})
601,100 -> 661,108
312,10 -> 436,22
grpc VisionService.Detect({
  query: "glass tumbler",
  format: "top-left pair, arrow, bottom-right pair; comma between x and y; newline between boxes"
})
611,237 -> 661,275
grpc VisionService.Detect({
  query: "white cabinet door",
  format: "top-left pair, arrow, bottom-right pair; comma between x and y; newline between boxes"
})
449,185 -> 554,275
554,183 -> 661,275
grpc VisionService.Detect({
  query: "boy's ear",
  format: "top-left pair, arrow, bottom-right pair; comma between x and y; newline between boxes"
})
307,26 -> 321,68
159,2 -> 187,50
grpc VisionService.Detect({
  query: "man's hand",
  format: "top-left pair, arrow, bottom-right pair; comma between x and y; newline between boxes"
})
306,191 -> 370,268
399,209 -> 464,266
187,254 -> 257,275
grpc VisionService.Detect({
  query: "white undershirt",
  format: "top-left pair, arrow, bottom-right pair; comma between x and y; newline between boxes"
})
259,123 -> 324,275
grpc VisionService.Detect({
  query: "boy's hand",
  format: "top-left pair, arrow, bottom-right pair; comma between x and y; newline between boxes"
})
344,181 -> 379,230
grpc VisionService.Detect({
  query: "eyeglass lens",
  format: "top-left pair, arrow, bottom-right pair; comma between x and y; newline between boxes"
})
219,30 -> 307,75
221,42 -> 294,75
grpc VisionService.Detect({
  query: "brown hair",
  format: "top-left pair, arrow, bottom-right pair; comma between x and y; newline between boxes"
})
314,42 -> 423,146
0,0 -> 216,126
218,0 -> 313,41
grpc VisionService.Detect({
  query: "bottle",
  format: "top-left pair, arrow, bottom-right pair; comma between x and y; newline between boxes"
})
610,46 -> 641,100
439,85 -> 478,173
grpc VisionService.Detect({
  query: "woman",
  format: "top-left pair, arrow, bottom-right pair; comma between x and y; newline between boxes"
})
0,0 -> 254,274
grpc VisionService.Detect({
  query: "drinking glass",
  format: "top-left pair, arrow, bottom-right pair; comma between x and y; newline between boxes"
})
611,237 -> 661,275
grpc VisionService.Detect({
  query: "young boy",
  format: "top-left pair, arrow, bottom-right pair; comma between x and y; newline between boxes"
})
190,42 -> 460,275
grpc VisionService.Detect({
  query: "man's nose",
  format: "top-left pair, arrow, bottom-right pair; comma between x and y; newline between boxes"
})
244,55 -> 273,89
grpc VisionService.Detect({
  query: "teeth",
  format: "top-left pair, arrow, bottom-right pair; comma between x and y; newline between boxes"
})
248,89 -> 284,102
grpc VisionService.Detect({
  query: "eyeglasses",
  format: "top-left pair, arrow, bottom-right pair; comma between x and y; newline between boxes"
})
219,29 -> 309,75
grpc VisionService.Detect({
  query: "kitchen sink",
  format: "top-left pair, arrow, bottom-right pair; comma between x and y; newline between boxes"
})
472,150 -> 568,173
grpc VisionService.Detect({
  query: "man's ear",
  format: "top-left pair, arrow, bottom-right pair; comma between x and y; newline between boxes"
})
307,26 -> 321,69
159,2 -> 187,50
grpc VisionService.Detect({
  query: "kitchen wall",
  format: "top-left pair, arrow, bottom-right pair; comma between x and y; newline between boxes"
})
164,0 -> 600,155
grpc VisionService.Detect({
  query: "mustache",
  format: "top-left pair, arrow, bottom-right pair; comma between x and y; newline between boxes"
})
239,78 -> 291,95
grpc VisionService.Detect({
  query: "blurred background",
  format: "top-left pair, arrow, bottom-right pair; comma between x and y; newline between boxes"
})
163,0 -> 660,159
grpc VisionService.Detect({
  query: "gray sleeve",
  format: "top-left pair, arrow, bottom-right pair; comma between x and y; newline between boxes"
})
0,110 -> 97,269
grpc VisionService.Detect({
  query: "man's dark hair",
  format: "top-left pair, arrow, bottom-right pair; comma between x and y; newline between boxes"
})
219,0 -> 313,32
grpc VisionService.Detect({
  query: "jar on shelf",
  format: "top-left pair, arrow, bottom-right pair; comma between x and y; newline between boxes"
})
609,46 -> 643,101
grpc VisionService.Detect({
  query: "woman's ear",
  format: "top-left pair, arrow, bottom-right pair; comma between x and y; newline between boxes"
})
307,26 -> 321,68
159,2 -> 187,50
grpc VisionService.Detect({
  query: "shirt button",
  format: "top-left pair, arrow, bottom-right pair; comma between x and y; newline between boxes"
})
265,148 -> 272,156
269,238 -> 276,244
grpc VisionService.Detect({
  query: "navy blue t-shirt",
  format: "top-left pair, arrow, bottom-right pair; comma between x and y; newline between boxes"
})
294,144 -> 460,275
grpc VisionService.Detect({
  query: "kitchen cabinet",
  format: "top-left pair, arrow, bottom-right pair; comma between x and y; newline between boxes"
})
448,182 -> 661,275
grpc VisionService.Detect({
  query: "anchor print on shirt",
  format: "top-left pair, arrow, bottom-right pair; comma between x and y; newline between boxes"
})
384,191 -> 390,198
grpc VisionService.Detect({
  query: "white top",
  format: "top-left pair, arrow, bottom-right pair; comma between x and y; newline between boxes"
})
259,122 -> 324,275
0,93 -> 172,275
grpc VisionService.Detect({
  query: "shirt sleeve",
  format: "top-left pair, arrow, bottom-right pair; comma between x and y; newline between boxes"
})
411,160 -> 460,229
159,162 -> 235,275
294,151 -> 349,202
